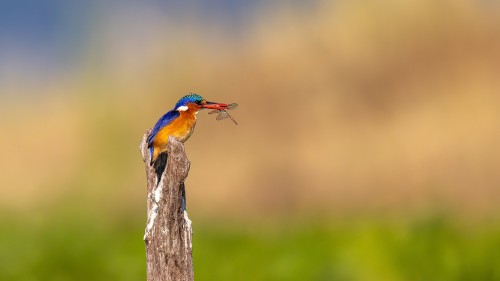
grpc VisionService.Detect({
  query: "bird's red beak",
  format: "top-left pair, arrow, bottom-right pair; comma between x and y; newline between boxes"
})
202,101 -> 229,110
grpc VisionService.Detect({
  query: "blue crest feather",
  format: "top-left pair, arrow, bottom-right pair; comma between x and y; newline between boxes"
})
174,93 -> 203,109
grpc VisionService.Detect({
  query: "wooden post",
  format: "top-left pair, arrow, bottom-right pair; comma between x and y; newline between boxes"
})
139,130 -> 194,281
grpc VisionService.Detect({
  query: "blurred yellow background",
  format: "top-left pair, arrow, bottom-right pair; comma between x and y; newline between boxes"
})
1,0 -> 499,280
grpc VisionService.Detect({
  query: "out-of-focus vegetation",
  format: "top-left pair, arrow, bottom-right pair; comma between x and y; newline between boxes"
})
1,0 -> 500,280
1,211 -> 500,281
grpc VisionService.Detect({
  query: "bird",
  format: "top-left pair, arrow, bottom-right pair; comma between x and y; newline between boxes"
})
147,93 -> 230,165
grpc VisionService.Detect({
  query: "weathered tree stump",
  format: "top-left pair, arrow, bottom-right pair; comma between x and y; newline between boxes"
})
139,130 -> 194,281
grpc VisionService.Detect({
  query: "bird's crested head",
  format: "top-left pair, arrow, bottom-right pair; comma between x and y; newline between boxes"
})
174,93 -> 229,112
174,93 -> 205,111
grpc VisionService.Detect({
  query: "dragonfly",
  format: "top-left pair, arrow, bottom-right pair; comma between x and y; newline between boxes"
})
208,103 -> 238,125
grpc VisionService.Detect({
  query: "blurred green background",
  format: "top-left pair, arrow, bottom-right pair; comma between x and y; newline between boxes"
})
1,0 -> 500,280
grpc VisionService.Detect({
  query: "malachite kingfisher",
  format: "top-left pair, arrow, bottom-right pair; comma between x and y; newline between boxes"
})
147,93 -> 232,165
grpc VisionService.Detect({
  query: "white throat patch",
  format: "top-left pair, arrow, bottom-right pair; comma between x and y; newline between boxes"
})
176,105 -> 188,111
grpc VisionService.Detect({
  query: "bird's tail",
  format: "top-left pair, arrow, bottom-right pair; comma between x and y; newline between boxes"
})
149,147 -> 155,166
153,152 -> 168,185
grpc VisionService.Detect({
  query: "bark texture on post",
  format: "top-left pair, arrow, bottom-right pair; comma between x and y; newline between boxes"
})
139,130 -> 194,281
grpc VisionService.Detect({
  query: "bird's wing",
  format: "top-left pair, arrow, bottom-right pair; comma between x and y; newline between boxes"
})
147,110 -> 180,147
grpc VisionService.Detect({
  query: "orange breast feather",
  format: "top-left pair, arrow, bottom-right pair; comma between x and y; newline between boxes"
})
153,110 -> 197,149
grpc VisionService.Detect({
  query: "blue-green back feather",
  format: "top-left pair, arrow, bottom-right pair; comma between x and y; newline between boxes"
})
147,110 -> 180,148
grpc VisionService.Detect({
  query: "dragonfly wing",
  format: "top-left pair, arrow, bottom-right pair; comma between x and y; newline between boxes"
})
216,110 -> 229,120
227,103 -> 238,110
